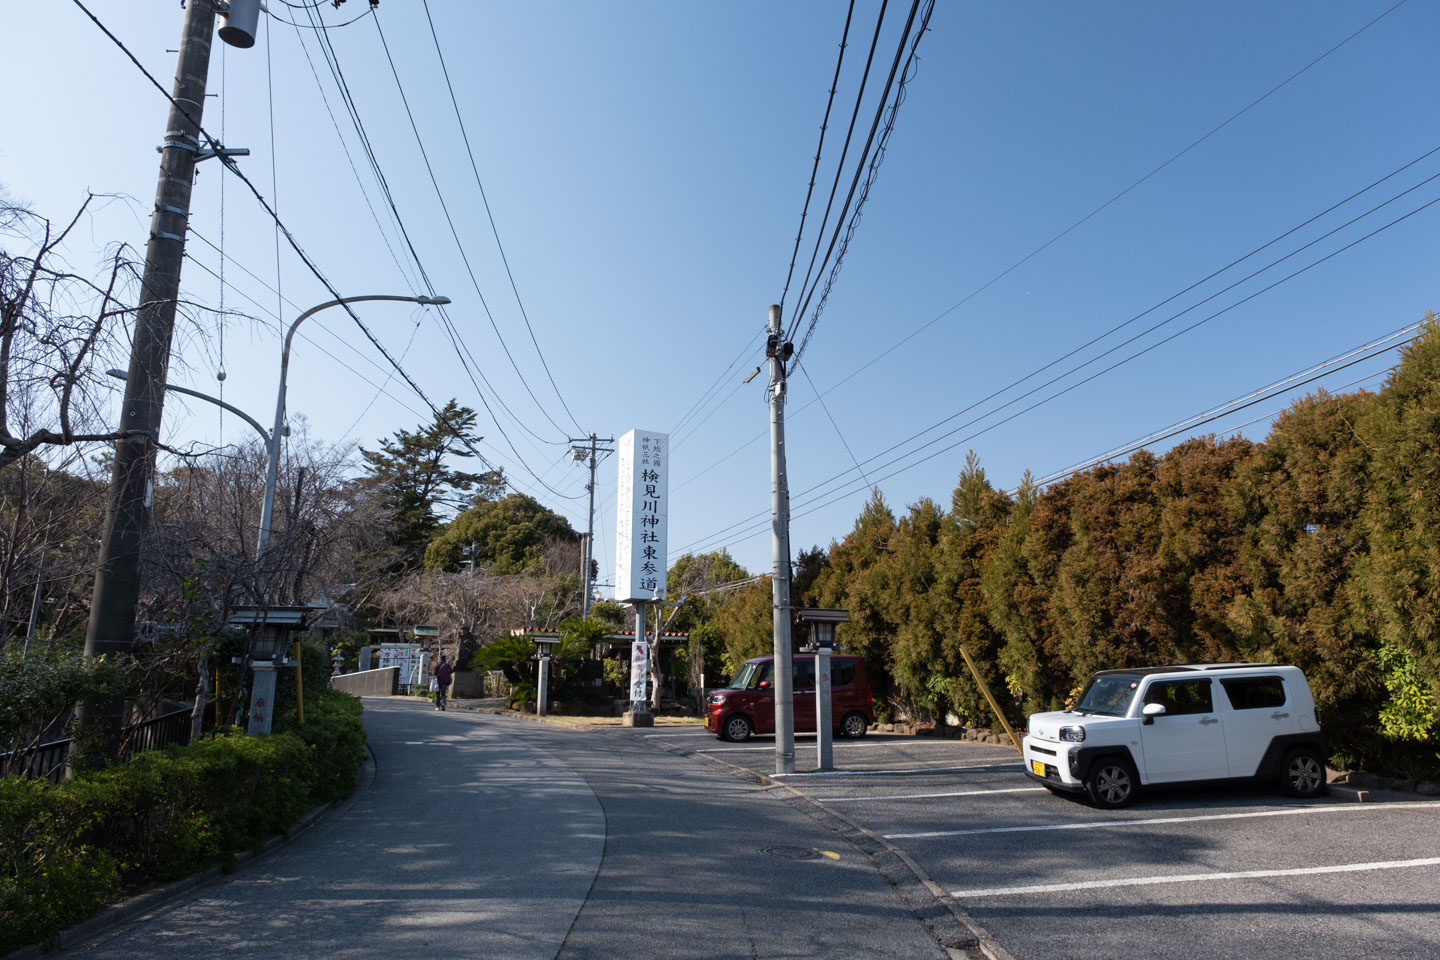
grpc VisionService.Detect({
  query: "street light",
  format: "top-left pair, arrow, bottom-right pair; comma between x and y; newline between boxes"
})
255,295 -> 450,585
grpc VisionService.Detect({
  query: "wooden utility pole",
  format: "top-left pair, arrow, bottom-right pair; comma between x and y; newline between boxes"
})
83,0 -> 217,760
767,304 -> 796,775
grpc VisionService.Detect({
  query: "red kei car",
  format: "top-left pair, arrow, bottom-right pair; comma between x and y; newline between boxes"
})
705,653 -> 873,742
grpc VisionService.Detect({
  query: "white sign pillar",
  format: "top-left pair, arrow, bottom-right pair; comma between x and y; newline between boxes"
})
617,430 -> 667,716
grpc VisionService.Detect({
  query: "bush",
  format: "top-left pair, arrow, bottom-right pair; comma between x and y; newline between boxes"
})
0,690 -> 366,954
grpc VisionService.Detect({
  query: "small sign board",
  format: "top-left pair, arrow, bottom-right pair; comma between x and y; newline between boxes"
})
629,641 -> 650,702
378,643 -> 426,686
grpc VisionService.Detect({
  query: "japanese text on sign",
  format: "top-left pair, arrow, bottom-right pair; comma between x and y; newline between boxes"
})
615,430 -> 668,602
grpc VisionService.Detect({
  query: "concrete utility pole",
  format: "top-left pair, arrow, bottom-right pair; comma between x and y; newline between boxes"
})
767,304 -> 796,775
570,434 -> 615,618
83,0 -> 218,760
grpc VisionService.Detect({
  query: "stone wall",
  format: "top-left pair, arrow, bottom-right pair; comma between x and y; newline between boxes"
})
331,667 -> 399,697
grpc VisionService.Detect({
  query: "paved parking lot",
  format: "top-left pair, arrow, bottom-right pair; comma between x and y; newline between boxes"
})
643,728 -> 1440,960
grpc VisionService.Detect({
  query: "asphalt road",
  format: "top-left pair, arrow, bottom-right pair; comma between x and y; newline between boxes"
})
679,728 -> 1440,960
60,701 -> 963,960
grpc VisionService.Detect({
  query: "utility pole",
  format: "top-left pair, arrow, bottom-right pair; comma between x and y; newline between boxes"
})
570,434 -> 614,617
82,0 -> 218,761
767,304 -> 796,775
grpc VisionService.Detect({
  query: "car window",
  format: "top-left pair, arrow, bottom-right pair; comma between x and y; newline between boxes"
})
832,661 -> 856,686
793,660 -> 815,690
1076,675 -> 1141,716
1144,679 -> 1214,716
749,662 -> 773,689
1220,676 -> 1286,710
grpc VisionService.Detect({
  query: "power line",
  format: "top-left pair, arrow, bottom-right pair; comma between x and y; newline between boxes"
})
670,187 -> 1440,559
785,0 -> 892,344
789,0 -> 933,366
372,11 -> 579,439
67,0 -> 600,510
801,0 -> 1415,384
673,143 -> 1440,503
778,0 -> 856,316
1022,321 -> 1427,490
419,0 -> 586,435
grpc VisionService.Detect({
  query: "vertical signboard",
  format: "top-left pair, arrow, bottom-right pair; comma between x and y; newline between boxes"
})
630,640 -> 650,702
615,429 -> 668,603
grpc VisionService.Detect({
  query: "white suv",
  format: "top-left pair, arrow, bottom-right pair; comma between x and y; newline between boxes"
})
1022,664 -> 1327,808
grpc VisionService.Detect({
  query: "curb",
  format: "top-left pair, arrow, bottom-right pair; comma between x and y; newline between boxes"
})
3,747 -> 377,960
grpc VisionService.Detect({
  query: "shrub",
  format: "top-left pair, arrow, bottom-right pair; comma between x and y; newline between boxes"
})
0,690 -> 366,954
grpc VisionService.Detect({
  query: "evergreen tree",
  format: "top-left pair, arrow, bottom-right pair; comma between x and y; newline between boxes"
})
359,401 -> 501,571
425,492 -> 578,575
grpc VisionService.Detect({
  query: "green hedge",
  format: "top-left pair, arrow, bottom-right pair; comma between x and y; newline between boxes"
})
0,690 -> 366,954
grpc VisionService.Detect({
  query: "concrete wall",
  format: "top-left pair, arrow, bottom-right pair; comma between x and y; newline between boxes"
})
332,667 -> 399,697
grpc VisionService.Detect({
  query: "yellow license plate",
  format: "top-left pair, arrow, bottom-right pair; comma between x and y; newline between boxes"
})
1031,760 -> 1046,777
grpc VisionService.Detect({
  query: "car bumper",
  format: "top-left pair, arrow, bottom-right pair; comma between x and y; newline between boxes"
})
1021,735 -> 1082,789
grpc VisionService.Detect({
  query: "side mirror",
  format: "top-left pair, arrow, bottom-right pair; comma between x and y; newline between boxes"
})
1142,702 -> 1166,725
758,679 -> 771,689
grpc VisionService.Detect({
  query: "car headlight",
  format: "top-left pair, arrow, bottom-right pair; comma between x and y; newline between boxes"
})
1058,725 -> 1086,742
707,694 -> 726,705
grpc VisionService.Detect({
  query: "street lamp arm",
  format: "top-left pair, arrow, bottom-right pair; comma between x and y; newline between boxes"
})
106,370 -> 269,444
282,294 -> 450,355
257,293 -> 450,578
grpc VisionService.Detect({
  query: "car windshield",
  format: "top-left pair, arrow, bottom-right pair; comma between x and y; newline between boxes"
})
1076,674 -> 1141,716
730,662 -> 772,690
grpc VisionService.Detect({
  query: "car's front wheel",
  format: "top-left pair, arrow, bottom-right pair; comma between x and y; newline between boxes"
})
838,712 -> 868,739
1083,756 -> 1138,809
722,714 -> 753,743
1281,746 -> 1327,798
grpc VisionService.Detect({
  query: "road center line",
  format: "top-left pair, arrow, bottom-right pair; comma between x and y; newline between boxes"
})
950,857 -> 1440,899
887,800 -> 1440,839
818,787 -> 1046,803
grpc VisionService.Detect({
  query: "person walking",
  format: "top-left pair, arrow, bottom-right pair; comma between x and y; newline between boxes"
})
432,654 -> 454,711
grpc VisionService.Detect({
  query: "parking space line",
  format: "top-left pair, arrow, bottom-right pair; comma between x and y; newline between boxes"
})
775,762 -> 1018,778
887,800 -> 1440,839
818,787 -> 1046,803
642,732 -> 709,738
949,856 -> 1440,899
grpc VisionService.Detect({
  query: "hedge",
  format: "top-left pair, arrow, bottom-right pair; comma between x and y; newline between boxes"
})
0,690 -> 366,954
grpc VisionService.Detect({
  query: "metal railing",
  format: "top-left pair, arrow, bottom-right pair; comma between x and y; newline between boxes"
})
0,707 -> 195,784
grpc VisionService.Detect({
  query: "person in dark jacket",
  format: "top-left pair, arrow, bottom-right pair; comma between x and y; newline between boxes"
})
432,655 -> 454,711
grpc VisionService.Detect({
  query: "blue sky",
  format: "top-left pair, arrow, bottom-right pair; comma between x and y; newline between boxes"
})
5,1 -> 1437,596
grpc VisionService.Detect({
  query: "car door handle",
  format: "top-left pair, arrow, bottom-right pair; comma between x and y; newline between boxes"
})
1199,717 -> 1220,725
1270,712 -> 1290,719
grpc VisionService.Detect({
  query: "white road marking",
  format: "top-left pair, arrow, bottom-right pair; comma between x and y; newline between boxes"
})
642,732 -> 710,738
887,800 -> 1440,839
950,857 -> 1440,899
818,787 -> 1046,803
774,762 -> 1019,778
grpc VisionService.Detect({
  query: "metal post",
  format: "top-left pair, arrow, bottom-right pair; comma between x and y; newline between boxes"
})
255,295 -> 448,590
768,304 -> 795,775
632,604 -> 648,714
816,643 -> 832,771
292,640 -> 305,725
83,0 -> 217,761
537,653 -> 549,717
